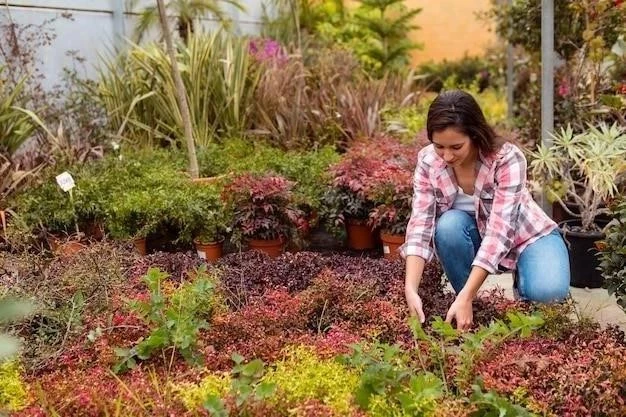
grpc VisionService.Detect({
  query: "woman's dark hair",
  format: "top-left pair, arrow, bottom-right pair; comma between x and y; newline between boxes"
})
426,90 -> 501,155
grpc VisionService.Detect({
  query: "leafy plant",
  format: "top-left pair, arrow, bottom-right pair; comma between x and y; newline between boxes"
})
529,123 -> 626,231
324,136 -> 419,235
222,173 -> 305,245
598,197 -> 626,309
262,345 -> 359,414
366,165 -> 413,235
313,0 -> 422,75
409,312 -> 545,394
114,267 -> 218,372
0,67 -> 35,158
96,33 -> 258,147
130,0 -> 245,44
0,360 -> 29,412
177,184 -> 232,245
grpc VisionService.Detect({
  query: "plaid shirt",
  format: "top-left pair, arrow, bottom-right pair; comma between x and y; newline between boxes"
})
400,142 -> 557,273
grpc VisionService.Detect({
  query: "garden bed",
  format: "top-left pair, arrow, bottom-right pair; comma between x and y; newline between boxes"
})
2,243 -> 625,416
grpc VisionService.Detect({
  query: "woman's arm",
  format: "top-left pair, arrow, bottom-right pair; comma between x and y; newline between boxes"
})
405,255 -> 427,321
402,148 -> 438,322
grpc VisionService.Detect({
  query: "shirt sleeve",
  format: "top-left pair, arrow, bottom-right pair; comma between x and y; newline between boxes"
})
400,149 -> 437,261
472,146 -> 526,273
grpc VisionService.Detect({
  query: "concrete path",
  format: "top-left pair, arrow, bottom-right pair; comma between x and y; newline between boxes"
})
467,273 -> 626,332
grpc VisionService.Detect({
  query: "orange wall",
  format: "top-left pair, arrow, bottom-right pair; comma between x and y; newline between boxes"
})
406,0 -> 497,65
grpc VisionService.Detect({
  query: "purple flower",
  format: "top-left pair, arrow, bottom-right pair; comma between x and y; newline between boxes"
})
248,38 -> 287,65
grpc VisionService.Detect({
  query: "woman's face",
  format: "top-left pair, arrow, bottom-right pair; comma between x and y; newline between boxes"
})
431,127 -> 477,168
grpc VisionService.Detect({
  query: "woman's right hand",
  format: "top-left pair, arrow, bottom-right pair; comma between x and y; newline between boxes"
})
405,286 -> 426,323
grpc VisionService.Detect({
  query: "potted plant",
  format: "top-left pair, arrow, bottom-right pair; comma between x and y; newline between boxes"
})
530,122 -> 626,287
326,151 -> 382,250
105,189 -> 163,255
222,173 -> 304,258
325,137 -> 419,250
175,184 -> 232,261
366,165 -> 413,260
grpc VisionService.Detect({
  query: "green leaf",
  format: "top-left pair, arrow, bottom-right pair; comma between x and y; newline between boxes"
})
254,381 -> 277,400
231,352 -> 245,365
202,394 -> 228,417
431,317 -> 458,340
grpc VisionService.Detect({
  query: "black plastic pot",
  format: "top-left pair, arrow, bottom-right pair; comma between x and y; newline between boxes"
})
559,219 -> 607,288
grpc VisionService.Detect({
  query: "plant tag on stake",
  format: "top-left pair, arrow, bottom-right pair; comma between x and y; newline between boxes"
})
56,172 -> 75,192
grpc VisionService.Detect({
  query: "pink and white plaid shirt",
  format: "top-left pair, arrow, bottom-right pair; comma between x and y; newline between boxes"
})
400,142 -> 557,273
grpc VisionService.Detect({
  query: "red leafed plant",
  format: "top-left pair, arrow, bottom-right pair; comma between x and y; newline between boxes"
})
222,173 -> 305,245
323,136 -> 420,230
475,327 -> 626,416
366,164 -> 413,235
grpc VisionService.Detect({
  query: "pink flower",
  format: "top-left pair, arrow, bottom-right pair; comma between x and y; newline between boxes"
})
558,79 -> 570,97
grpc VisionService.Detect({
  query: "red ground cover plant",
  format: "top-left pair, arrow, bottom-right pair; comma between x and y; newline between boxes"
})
475,326 -> 626,416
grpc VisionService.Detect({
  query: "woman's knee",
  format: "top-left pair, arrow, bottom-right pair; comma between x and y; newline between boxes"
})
517,231 -> 571,303
435,209 -> 475,241
520,276 -> 570,303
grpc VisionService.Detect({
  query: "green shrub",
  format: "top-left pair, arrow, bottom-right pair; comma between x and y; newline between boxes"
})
381,105 -> 428,141
114,266 -> 220,373
198,138 -> 339,211
0,360 -> 29,412
417,55 -> 495,93
599,197 -> 626,309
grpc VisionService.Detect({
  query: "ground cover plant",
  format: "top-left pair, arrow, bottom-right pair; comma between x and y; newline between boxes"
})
3,245 -> 625,416
2,3 -> 626,416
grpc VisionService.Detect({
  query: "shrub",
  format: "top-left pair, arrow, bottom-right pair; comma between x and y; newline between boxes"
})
416,55 -> 495,93
114,266 -> 220,372
6,241 -> 135,371
96,33 -> 258,147
222,173 -> 305,246
475,327 -> 626,416
262,345 -> 360,415
598,197 -> 626,309
0,360 -> 29,412
197,138 -> 339,213
366,164 -> 413,235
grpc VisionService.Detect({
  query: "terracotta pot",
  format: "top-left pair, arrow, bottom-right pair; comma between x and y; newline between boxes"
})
47,234 -> 86,258
345,218 -> 375,250
85,221 -> 105,240
248,237 -> 283,258
57,241 -> 87,258
380,232 -> 405,260
194,239 -> 223,262
47,235 -> 62,252
133,237 -> 147,256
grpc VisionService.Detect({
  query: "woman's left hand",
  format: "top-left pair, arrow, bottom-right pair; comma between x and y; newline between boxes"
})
445,295 -> 474,331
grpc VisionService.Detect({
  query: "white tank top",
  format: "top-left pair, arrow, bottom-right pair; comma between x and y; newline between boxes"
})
452,186 -> 475,215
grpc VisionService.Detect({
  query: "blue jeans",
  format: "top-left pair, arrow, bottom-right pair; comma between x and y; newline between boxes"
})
434,209 -> 570,302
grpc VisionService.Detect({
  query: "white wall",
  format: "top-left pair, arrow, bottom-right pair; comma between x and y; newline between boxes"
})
2,0 -> 265,90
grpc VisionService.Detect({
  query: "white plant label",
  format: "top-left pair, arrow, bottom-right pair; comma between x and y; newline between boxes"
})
55,172 -> 75,192
383,245 -> 390,254
197,250 -> 207,260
